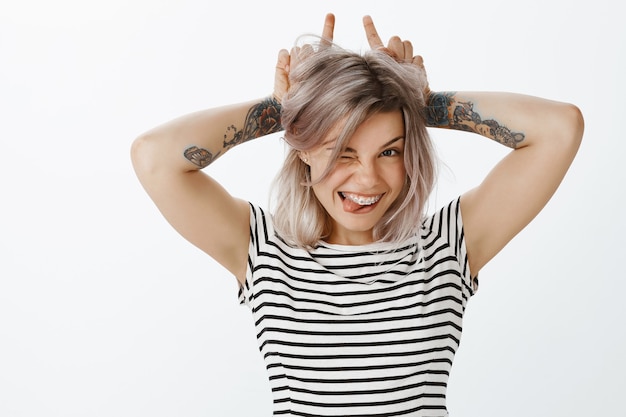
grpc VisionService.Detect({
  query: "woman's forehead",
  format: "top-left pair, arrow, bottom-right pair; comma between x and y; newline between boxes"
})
318,110 -> 404,149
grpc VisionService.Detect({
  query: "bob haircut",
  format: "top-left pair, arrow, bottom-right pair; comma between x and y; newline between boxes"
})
271,42 -> 436,248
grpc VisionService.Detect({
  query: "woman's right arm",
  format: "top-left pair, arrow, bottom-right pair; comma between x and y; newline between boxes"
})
130,96 -> 284,283
130,14 -> 332,283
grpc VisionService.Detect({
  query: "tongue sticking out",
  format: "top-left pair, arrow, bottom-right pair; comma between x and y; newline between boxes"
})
342,197 -> 364,213
341,193 -> 381,213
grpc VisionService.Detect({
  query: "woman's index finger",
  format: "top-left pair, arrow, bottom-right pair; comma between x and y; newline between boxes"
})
362,15 -> 384,49
321,13 -> 335,45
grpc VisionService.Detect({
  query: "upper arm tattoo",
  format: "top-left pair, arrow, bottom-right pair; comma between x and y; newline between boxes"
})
425,92 -> 525,148
184,146 -> 220,168
184,96 -> 283,168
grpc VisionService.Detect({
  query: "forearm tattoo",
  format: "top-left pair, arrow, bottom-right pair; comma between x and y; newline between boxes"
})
184,96 -> 283,168
223,96 -> 283,148
425,92 -> 525,148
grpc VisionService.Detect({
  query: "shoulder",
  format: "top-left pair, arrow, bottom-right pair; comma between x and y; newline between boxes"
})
248,203 -> 301,257
248,203 -> 280,240
421,197 -> 478,293
421,197 -> 462,240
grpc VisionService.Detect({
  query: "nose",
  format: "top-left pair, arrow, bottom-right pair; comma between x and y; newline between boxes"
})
353,159 -> 380,188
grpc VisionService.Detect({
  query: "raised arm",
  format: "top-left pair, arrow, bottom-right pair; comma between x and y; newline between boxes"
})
363,16 -> 584,276
427,91 -> 584,275
131,97 -> 283,283
130,14 -> 334,284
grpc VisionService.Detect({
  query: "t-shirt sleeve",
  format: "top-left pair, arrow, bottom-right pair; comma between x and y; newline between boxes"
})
238,203 -> 265,308
424,197 -> 479,297
449,197 -> 479,295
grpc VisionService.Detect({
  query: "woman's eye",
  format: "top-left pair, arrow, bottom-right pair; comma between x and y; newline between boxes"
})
381,149 -> 399,157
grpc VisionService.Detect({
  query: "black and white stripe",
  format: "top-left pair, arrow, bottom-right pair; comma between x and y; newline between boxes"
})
239,198 -> 477,417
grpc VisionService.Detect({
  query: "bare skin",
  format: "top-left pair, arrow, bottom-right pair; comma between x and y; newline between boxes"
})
131,99 -> 281,283
131,13 -> 584,285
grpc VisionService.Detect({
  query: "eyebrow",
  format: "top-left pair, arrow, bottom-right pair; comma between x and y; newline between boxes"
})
341,136 -> 405,153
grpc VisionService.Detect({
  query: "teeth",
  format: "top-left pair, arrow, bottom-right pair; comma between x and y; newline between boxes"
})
341,192 -> 382,205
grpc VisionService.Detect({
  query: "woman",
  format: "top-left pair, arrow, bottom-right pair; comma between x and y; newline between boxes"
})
131,13 -> 583,417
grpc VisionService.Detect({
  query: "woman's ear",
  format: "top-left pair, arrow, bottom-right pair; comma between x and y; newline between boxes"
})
298,151 -> 310,165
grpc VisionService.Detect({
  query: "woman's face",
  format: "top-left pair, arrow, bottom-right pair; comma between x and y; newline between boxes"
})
305,110 -> 406,245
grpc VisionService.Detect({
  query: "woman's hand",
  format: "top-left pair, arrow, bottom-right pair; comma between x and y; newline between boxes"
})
274,14 -> 431,102
273,48 -> 291,103
273,13 -> 336,103
362,15 -> 431,98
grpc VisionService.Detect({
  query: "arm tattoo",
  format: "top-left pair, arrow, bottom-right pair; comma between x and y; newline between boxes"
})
424,91 -> 455,128
223,96 -> 283,148
183,96 -> 283,168
426,92 -> 525,148
184,146 -> 220,168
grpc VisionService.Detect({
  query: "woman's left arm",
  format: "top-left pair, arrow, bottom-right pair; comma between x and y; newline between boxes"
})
361,16 -> 584,275
426,91 -> 584,275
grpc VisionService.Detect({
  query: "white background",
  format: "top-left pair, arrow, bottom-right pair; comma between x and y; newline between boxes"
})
1,0 -> 624,416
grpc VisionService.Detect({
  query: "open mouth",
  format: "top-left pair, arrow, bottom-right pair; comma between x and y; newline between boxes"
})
339,192 -> 383,206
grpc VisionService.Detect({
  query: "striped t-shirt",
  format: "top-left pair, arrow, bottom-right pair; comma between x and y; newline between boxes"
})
239,197 -> 478,417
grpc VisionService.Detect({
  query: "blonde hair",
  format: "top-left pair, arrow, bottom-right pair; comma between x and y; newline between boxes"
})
271,44 -> 436,248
